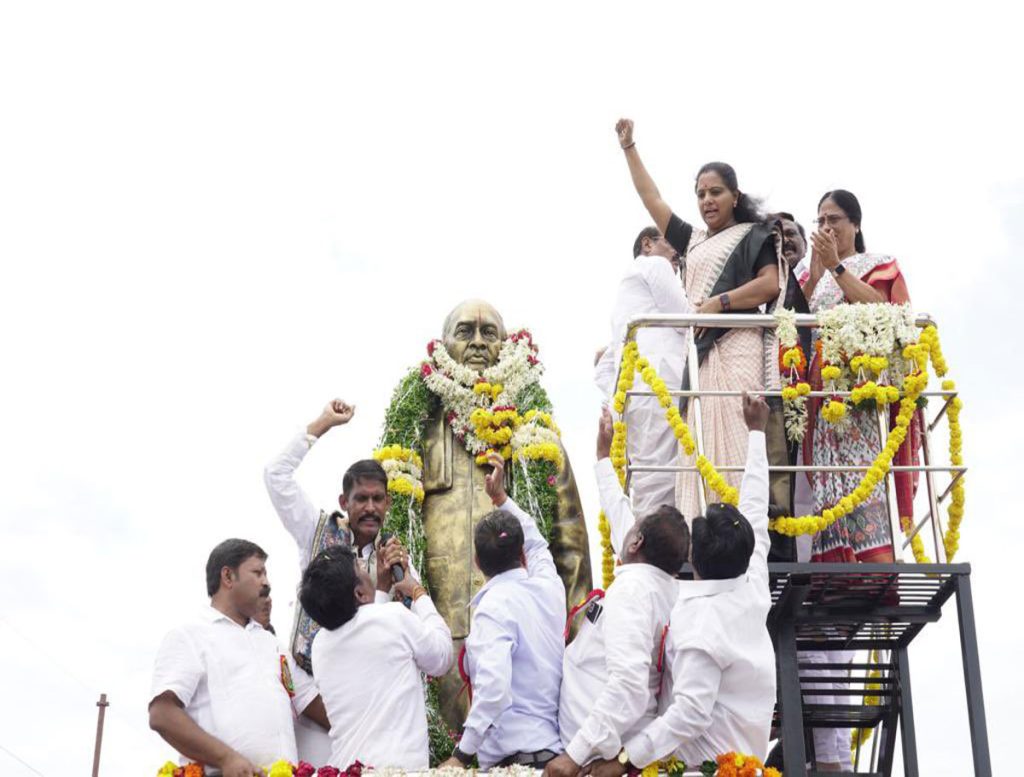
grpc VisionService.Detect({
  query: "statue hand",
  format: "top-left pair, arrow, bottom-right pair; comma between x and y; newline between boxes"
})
484,452 -> 508,506
615,118 -> 634,149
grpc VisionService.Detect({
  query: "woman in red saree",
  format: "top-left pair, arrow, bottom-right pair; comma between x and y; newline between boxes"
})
802,189 -> 919,564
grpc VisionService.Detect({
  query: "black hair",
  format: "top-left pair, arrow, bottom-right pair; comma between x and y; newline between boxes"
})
818,189 -> 866,253
474,509 -> 525,578
636,505 -> 691,574
632,226 -> 662,258
342,459 -> 388,495
691,503 -> 755,580
695,162 -> 764,224
299,545 -> 359,630
206,538 -> 267,596
772,211 -> 806,241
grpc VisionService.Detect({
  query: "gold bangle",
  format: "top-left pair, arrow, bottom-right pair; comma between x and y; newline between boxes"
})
411,585 -> 428,601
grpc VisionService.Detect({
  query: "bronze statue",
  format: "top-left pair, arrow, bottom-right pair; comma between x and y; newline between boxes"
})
418,300 -> 593,730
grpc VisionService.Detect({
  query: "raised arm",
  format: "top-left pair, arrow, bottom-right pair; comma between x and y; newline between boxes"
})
739,394 -> 770,583
616,119 -> 672,236
263,399 -> 355,569
395,574 -> 454,677
595,407 -> 636,554
485,452 -> 558,580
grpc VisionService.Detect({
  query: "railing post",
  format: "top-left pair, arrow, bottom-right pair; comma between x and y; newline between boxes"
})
918,403 -> 948,563
685,335 -> 708,515
876,406 -> 903,561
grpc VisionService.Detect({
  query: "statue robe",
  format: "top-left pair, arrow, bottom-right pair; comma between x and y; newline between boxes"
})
421,409 -> 593,730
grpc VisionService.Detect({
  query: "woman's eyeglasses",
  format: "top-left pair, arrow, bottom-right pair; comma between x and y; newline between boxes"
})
814,214 -> 849,229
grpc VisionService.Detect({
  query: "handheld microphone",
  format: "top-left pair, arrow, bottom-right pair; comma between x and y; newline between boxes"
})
378,531 -> 405,583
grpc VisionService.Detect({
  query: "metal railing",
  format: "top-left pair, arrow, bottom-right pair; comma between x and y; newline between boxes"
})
615,311 -> 964,564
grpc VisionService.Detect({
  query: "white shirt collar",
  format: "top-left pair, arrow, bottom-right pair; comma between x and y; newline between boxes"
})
677,574 -> 745,600
202,604 -> 262,631
471,567 -> 527,607
614,561 -> 676,583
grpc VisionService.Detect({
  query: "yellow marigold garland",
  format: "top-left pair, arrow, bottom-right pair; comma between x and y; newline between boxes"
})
597,510 -> 616,589
373,444 -> 426,503
603,325 -> 965,565
942,379 -> 965,560
770,325 -> 965,548
900,515 -> 932,564
600,341 -> 741,585
850,650 -> 884,755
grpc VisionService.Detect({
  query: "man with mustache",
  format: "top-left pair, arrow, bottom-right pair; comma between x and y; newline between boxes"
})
264,399 -> 411,675
774,212 -> 808,272
762,213 -> 813,564
149,539 -> 329,776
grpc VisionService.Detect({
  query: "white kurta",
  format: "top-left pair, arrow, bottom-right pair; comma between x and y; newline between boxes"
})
150,606 -> 318,766
556,460 -> 679,765
623,431 -> 776,767
311,598 -> 453,769
595,255 -> 690,516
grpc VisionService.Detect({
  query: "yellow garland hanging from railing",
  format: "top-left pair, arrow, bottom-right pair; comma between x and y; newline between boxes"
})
850,649 -> 884,755
598,325 -> 965,572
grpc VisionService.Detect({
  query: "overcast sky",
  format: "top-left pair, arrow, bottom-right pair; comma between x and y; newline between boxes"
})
1,2 -> 1020,774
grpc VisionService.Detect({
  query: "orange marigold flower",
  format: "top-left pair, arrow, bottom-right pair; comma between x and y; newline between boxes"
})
183,765 -> 204,777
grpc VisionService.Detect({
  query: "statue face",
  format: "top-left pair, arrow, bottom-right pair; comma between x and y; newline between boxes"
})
443,300 -> 506,372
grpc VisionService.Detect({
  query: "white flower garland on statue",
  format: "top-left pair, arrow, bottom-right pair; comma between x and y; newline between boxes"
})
421,332 -> 545,455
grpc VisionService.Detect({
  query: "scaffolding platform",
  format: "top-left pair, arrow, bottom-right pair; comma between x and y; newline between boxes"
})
766,562 -> 989,776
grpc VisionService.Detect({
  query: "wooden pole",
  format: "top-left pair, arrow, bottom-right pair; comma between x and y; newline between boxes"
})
91,693 -> 108,777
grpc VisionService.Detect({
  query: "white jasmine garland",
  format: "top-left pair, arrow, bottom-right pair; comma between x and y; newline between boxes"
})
773,308 -> 810,443
422,335 -> 545,455
510,417 -> 561,452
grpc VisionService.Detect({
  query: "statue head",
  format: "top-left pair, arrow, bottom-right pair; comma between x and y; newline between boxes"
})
442,299 -> 506,373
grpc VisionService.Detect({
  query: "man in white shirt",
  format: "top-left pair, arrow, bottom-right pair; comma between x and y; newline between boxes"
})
149,539 -> 329,776
589,394 -> 777,774
594,227 -> 690,516
299,543 -> 453,769
264,399 -> 408,674
543,410 -> 690,777
440,453 -> 566,770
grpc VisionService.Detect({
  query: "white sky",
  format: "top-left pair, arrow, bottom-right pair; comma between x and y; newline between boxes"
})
1,2 -> 1021,774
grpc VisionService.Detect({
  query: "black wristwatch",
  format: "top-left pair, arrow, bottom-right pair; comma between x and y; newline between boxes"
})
833,262 -> 847,277
452,746 -> 474,766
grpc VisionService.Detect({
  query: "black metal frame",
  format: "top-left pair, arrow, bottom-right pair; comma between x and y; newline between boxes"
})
767,562 -> 990,776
